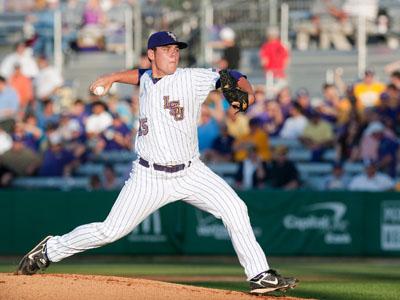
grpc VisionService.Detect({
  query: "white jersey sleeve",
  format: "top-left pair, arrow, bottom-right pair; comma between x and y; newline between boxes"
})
190,68 -> 220,103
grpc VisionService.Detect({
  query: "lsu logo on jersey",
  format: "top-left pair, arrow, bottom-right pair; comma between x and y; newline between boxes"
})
163,96 -> 184,121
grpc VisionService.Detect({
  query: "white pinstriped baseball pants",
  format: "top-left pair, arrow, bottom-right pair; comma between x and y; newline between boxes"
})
46,159 -> 269,280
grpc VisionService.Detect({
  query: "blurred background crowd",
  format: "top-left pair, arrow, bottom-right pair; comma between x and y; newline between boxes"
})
1,0 -> 400,192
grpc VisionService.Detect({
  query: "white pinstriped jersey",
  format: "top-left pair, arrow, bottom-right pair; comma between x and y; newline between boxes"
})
136,68 -> 220,164
46,67 -> 270,280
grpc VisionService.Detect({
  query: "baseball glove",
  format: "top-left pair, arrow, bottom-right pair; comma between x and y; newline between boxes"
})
219,69 -> 249,112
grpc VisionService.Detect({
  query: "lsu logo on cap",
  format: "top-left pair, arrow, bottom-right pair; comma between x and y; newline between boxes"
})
167,32 -> 177,41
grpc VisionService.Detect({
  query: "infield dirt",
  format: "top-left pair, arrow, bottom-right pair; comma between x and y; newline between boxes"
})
0,273 -> 306,300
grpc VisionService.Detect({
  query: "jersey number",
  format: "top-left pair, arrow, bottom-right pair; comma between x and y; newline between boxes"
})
138,118 -> 148,136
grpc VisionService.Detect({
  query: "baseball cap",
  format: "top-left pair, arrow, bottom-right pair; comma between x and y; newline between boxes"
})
364,69 -> 375,76
219,27 -> 236,41
364,121 -> 384,135
295,88 -> 309,98
147,31 -> 187,50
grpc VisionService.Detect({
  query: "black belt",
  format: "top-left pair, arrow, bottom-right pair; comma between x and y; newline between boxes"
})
139,157 -> 191,173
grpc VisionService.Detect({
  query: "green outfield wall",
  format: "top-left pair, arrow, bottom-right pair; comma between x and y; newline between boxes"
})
1,190 -> 400,256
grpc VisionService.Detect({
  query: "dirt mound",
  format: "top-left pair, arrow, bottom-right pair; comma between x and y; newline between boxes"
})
0,273 -> 305,300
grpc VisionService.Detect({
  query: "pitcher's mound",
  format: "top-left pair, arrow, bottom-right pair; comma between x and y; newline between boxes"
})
0,273 -> 305,300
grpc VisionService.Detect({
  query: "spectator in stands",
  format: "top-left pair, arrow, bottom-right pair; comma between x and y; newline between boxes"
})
104,0 -> 128,53
198,104 -> 221,154
235,145 -> 267,190
295,88 -> 312,115
34,56 -> 64,101
69,99 -> 88,140
198,91 -> 224,154
348,160 -> 395,191
102,163 -> 122,190
275,86 -> 292,118
353,69 -> 386,111
280,102 -> 307,139
295,0 -> 352,51
9,64 -> 34,116
0,76 -> 20,133
203,124 -> 234,163
0,134 -> 42,177
336,115 -> 363,161
225,106 -> 250,140
343,0 -> 379,39
259,27 -> 289,93
37,132 -> 79,177
318,83 -> 351,125
374,92 -> 397,129
85,101 -> 113,138
209,27 -> 241,70
97,113 -> 133,153
13,121 -> 42,153
234,118 -> 271,162
0,128 -> 12,155
324,162 -> 349,190
264,145 -> 300,190
37,100 -> 59,130
219,27 -> 241,69
389,71 -> 400,90
108,95 -> 133,127
0,41 -> 38,79
78,0 -> 106,50
88,174 -> 102,191
30,0 -> 59,58
300,109 -> 334,161
246,87 -> 267,119
360,121 -> 399,178
0,130 -> 15,187
263,100 -> 285,137
61,0 -> 84,54
0,165 -> 14,187
58,112 -> 86,158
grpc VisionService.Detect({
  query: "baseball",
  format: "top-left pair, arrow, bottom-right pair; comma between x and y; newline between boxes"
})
94,86 -> 105,96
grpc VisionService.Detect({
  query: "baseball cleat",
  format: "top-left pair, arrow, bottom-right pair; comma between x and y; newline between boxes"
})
249,269 -> 298,294
16,236 -> 53,275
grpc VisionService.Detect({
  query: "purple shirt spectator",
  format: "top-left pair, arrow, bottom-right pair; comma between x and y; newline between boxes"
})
38,147 -> 75,177
102,123 -> 131,151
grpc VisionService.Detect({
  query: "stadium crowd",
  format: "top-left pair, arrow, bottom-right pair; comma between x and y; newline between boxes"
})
1,1 -> 400,191
1,33 -> 400,192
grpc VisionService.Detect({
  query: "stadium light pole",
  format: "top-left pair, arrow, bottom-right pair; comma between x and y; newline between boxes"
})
134,2 -> 142,68
200,0 -> 213,66
357,15 -> 367,78
125,7 -> 134,69
280,2 -> 289,47
269,0 -> 278,26
54,9 -> 63,74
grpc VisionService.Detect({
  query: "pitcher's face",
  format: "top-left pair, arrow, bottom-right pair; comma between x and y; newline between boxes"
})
148,45 -> 180,77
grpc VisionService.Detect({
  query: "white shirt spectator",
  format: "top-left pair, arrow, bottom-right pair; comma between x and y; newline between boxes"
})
85,111 -> 113,134
0,47 -> 39,78
343,0 -> 378,20
35,65 -> 64,100
279,115 -> 307,139
0,130 -> 12,154
348,172 -> 395,191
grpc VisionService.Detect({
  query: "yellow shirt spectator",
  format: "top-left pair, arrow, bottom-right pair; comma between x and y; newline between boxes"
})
353,71 -> 386,109
234,124 -> 271,162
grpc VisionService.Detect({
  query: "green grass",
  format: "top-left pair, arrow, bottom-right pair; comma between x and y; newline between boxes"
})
1,258 -> 399,300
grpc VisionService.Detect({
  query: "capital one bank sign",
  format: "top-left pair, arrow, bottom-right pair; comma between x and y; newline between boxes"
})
283,202 -> 352,245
